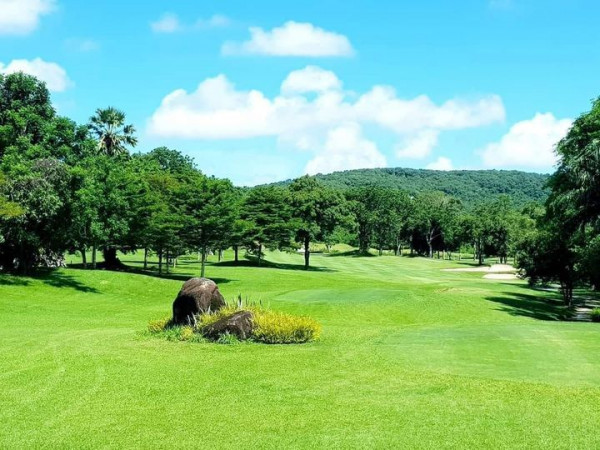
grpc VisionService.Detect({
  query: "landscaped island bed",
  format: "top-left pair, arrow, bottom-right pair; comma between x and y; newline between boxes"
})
1,250 -> 599,448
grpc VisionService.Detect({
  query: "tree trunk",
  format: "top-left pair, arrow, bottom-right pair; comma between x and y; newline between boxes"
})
218,249 -> 222,262
257,244 -> 262,267
143,247 -> 148,270
234,245 -> 239,264
158,249 -> 163,275
102,247 -> 119,269
81,247 -> 87,269
91,244 -> 97,269
304,235 -> 310,270
201,247 -> 207,277
166,250 -> 170,274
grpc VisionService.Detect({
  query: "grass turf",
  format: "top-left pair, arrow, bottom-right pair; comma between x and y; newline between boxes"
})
1,250 -> 599,448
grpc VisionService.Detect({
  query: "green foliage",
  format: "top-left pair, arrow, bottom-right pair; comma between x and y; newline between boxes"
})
147,316 -> 171,333
252,309 -> 321,344
151,302 -> 321,345
289,176 -> 348,268
240,186 -> 294,265
274,168 -> 549,207
88,107 -> 137,157
591,308 -> 600,323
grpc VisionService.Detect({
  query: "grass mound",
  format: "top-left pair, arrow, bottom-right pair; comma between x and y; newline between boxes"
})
148,302 -> 321,344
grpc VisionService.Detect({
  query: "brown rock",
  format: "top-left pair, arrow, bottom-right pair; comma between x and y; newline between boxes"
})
172,278 -> 225,324
203,311 -> 254,340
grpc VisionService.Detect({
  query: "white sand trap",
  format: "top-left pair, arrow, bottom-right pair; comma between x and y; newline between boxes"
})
443,264 -> 516,273
444,264 -> 518,280
484,273 -> 518,280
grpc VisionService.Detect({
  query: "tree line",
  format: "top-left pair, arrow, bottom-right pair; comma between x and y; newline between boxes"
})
0,72 -> 543,275
2,72 -> 598,308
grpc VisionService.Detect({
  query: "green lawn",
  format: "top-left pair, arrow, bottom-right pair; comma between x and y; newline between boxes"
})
1,250 -> 599,449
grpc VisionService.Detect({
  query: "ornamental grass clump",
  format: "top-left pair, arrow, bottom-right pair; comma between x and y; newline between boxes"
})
147,297 -> 321,344
252,310 -> 321,344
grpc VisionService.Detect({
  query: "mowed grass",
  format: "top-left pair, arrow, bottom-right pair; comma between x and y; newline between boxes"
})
1,250 -> 599,449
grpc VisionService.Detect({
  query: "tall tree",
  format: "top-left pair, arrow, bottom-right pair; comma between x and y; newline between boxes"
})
88,107 -> 137,157
182,175 -> 237,277
289,176 -> 346,269
240,186 -> 293,266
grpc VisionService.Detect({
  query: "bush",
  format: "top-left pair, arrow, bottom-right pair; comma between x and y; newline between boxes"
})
591,308 -> 600,323
148,316 -> 171,333
252,310 -> 321,344
148,300 -> 321,344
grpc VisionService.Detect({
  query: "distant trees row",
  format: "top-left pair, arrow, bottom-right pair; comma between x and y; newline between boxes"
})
0,72 -> 543,275
5,72 -> 599,307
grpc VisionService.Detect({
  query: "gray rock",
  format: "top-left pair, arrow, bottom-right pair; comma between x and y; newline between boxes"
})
203,311 -> 254,340
172,278 -> 225,324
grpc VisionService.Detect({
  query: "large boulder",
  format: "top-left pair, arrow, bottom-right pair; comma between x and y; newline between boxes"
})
203,311 -> 254,340
172,278 -> 225,324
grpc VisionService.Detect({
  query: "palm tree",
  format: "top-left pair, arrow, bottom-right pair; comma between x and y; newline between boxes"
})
88,107 -> 138,157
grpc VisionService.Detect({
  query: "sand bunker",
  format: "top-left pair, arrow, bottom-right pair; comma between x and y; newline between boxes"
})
443,264 -> 519,280
443,264 -> 516,273
483,273 -> 518,280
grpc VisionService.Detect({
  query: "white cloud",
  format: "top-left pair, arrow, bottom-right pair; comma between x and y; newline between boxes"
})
480,113 -> 572,170
222,21 -> 354,57
396,130 -> 439,159
426,157 -> 454,171
0,0 -> 55,35
281,66 -> 342,95
151,13 -> 181,33
305,123 -> 387,175
0,58 -> 72,92
148,66 -> 505,173
152,13 -> 230,33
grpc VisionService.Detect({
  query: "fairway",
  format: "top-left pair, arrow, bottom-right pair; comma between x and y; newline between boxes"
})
1,251 -> 599,449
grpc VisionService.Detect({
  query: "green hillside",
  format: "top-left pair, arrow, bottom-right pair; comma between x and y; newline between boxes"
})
275,168 -> 550,206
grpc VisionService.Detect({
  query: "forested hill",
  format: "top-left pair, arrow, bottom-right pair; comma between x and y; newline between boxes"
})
274,168 -> 550,207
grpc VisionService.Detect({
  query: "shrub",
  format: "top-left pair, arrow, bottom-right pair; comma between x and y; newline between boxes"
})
148,299 -> 321,345
252,310 -> 321,344
216,332 -> 241,345
591,308 -> 600,323
148,317 -> 171,333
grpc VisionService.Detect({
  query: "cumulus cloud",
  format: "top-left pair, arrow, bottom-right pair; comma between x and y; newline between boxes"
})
305,123 -> 387,175
0,58 -> 72,92
222,21 -> 354,57
480,113 -> 572,170
396,130 -> 439,159
0,0 -> 55,35
281,66 -> 342,95
148,66 -> 505,173
426,157 -> 454,171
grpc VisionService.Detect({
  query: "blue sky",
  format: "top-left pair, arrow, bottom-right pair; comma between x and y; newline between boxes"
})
0,0 -> 597,185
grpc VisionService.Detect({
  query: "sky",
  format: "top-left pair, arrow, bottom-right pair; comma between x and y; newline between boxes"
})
0,0 -> 598,185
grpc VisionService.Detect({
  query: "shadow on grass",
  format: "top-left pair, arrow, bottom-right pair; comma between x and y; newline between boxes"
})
0,274 -> 31,286
1,270 -> 100,293
68,262 -> 234,285
486,291 -> 568,321
213,256 -> 336,272
325,250 -> 376,258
